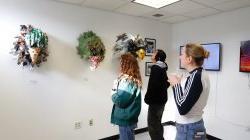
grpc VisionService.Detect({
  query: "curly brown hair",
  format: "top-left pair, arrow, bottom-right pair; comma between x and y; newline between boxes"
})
120,53 -> 142,85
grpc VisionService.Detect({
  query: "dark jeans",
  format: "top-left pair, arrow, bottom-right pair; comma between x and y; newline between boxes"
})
147,104 -> 165,140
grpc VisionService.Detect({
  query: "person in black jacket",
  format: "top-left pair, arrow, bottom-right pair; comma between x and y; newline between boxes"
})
144,49 -> 170,140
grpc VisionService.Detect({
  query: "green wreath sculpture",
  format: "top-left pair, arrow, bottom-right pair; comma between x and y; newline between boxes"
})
76,31 -> 105,70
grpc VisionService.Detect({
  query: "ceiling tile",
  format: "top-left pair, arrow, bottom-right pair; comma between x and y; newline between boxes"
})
160,0 -> 206,14
190,0 -> 234,7
49,0 -> 250,24
183,7 -> 221,18
82,0 -> 129,11
212,0 -> 250,11
162,15 -> 190,23
54,0 -> 85,4
115,2 -> 155,16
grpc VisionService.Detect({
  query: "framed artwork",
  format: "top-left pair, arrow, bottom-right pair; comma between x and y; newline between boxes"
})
145,62 -> 154,76
145,38 -> 156,56
240,40 -> 250,72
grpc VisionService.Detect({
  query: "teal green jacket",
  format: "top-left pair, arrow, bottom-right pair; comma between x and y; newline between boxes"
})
111,75 -> 141,126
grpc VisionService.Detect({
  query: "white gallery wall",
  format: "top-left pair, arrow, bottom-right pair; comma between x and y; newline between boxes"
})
168,6 -> 250,139
1,0 -> 250,140
0,0 -> 172,140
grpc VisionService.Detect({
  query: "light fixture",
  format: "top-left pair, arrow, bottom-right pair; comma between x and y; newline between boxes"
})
132,0 -> 181,9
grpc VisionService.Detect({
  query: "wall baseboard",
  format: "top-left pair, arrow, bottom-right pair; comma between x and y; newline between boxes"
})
99,121 -> 221,140
206,134 -> 222,140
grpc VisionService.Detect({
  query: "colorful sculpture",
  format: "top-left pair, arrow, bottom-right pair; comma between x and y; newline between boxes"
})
11,25 -> 49,68
76,31 -> 105,71
113,33 -> 145,60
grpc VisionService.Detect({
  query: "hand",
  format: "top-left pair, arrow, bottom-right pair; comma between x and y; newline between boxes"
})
168,74 -> 181,86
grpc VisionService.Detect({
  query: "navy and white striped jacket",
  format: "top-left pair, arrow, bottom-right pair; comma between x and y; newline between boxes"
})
172,67 -> 210,124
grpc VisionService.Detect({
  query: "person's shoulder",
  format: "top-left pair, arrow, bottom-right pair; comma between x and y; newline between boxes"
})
150,65 -> 159,72
151,64 -> 159,69
120,74 -> 138,84
191,68 -> 202,79
195,68 -> 203,75
152,64 -> 167,71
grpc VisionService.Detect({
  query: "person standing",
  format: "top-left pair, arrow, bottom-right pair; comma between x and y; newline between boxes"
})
144,49 -> 170,140
168,43 -> 210,140
111,53 -> 142,140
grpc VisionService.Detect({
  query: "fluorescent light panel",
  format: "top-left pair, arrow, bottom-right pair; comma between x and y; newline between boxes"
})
132,0 -> 181,9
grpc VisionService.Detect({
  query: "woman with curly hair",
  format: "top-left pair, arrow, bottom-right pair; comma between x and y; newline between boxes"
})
111,53 -> 142,140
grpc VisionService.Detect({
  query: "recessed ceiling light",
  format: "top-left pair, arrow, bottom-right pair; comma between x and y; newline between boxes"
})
132,0 -> 181,9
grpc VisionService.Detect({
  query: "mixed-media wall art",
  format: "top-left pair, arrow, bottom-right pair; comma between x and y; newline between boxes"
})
145,38 -> 156,56
113,33 -> 146,60
10,25 -> 49,68
240,40 -> 250,72
76,31 -> 105,71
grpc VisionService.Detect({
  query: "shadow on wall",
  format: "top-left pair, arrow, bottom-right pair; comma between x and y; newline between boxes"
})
110,55 -> 120,75
34,34 -> 89,80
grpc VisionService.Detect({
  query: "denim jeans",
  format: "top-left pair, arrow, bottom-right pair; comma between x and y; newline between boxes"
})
119,124 -> 137,140
147,104 -> 165,140
175,119 -> 206,140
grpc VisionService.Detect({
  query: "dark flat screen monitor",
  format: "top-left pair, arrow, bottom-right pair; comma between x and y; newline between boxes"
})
179,43 -> 221,71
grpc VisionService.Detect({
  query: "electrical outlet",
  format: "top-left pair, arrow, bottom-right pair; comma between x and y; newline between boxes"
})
89,119 -> 93,126
74,121 -> 82,129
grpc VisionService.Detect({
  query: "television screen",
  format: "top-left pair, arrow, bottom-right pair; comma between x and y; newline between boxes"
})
179,43 -> 221,71
240,40 -> 250,72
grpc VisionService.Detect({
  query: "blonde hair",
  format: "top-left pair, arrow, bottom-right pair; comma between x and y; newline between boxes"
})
120,53 -> 142,86
185,43 -> 210,66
